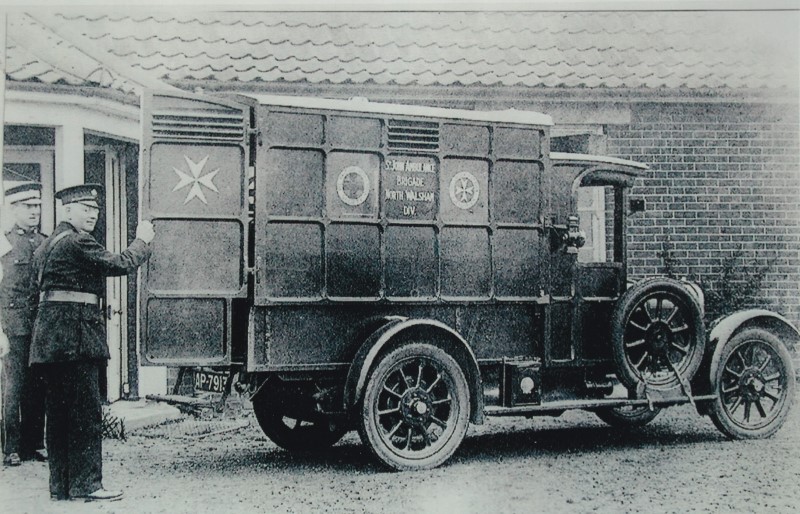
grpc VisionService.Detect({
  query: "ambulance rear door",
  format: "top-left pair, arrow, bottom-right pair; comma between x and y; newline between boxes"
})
140,91 -> 251,366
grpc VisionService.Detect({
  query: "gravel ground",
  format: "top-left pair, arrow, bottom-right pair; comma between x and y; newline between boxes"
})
2,400 -> 799,513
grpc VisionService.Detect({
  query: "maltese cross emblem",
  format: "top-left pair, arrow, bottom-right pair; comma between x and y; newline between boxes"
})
172,155 -> 220,204
449,171 -> 480,210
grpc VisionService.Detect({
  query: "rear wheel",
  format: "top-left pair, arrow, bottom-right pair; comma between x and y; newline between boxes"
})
252,382 -> 347,452
359,343 -> 470,470
709,328 -> 795,439
595,404 -> 661,428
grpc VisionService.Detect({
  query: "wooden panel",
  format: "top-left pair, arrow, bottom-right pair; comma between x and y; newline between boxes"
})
266,111 -> 324,145
441,227 -> 491,298
262,148 -> 324,217
262,223 -> 323,299
385,225 -> 437,299
441,123 -> 489,155
494,228 -> 542,298
494,127 -> 541,157
326,224 -> 381,298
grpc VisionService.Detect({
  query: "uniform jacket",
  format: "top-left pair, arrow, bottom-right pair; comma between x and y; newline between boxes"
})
29,221 -> 151,364
0,225 -> 46,337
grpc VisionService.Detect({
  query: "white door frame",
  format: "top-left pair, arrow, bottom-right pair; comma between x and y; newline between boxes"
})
86,144 -> 128,402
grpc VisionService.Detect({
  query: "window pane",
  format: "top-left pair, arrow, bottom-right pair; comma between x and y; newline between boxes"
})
3,162 -> 41,183
577,186 -> 615,263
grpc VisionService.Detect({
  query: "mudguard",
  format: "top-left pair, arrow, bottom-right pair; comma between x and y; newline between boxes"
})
708,309 -> 800,384
343,317 -> 484,424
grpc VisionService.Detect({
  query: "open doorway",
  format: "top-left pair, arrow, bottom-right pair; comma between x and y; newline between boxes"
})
84,135 -> 140,401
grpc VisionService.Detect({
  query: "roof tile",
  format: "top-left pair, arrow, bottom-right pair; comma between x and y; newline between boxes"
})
6,11 -> 798,92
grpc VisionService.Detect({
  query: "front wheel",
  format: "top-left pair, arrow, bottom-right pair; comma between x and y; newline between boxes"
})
709,328 -> 795,439
359,343 -> 470,470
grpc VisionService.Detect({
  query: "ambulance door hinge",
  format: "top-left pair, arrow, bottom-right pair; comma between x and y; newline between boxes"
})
246,256 -> 262,284
247,127 -> 262,146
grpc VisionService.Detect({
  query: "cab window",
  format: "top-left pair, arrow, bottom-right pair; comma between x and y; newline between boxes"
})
577,185 -> 615,263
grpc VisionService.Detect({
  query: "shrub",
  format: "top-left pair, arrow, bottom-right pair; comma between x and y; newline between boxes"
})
660,237 -> 774,323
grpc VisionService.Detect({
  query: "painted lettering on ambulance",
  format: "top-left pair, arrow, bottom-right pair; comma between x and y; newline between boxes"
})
385,159 -> 436,173
405,190 -> 434,202
384,190 -> 434,203
383,157 -> 438,219
396,175 -> 425,187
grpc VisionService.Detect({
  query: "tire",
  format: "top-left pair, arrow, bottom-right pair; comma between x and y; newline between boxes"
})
612,278 -> 706,392
252,383 -> 347,452
709,328 -> 795,439
358,343 -> 470,471
595,404 -> 662,428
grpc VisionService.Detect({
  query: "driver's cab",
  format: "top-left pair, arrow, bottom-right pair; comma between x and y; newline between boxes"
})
547,152 -> 647,367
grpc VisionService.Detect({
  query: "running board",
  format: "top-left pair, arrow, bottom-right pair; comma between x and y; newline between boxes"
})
484,395 -> 717,417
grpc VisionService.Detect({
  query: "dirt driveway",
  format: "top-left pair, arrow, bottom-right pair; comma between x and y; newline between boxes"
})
2,402 -> 799,513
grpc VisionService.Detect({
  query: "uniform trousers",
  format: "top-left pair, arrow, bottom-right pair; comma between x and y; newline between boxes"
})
39,361 -> 103,498
1,335 -> 46,457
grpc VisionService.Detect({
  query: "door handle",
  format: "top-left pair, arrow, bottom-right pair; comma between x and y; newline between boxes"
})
106,305 -> 124,319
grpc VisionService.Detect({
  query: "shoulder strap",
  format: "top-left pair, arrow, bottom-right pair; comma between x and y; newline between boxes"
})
37,231 -> 72,288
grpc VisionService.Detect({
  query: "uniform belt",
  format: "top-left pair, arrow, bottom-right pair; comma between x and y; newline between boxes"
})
39,290 -> 100,305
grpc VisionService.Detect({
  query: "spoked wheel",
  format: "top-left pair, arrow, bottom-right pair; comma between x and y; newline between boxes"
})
595,404 -> 662,428
613,278 -> 705,392
252,382 -> 347,452
710,328 -> 795,439
359,343 -> 470,471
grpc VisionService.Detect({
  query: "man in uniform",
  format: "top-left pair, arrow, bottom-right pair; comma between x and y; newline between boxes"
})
30,184 -> 155,501
1,182 -> 47,466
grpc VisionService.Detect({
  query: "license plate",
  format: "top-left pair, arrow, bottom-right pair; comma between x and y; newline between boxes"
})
193,369 -> 229,393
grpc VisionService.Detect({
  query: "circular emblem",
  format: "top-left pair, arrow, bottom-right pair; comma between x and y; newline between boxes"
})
449,171 -> 480,210
336,166 -> 370,207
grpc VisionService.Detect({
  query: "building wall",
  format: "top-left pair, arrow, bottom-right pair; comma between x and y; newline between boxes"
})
608,102 -> 800,328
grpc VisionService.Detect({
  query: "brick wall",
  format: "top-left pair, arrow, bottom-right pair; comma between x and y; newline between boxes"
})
607,102 -> 800,329
165,367 -> 194,396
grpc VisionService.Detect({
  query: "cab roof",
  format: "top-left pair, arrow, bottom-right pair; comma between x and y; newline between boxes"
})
551,152 -> 649,171
551,152 -> 648,188
242,93 -> 553,126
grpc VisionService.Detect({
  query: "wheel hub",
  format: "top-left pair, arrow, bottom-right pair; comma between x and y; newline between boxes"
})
741,370 -> 766,401
646,322 -> 672,353
401,389 -> 433,427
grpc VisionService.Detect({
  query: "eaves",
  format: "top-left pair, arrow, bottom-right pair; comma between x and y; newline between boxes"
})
170,80 -> 800,106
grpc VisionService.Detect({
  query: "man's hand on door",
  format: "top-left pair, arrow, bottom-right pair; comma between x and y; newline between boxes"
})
136,220 -> 155,244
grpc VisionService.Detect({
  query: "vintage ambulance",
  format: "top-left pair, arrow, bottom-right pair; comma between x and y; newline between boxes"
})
140,91 -> 797,470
